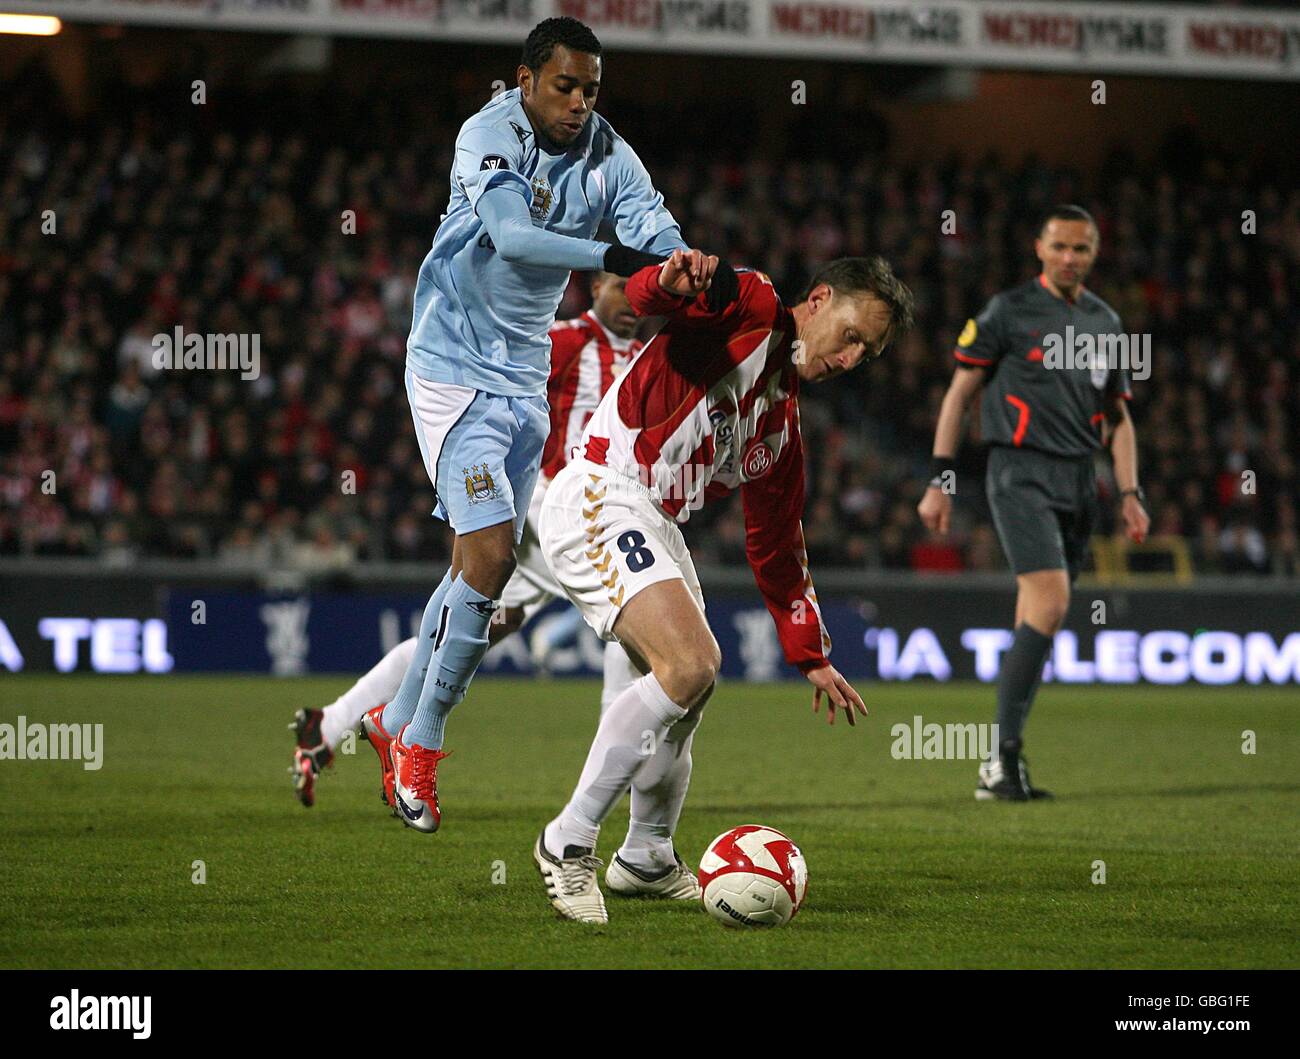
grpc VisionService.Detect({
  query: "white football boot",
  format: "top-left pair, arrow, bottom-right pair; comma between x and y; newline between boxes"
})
533,831 -> 608,924
976,738 -> 1052,801
606,852 -> 701,900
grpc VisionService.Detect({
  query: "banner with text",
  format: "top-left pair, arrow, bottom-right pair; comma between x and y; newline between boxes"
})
143,586 -> 1300,685
2,576 -> 1297,683
11,1 -> 1300,80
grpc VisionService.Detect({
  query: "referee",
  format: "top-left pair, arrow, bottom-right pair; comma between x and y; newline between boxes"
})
918,205 -> 1150,801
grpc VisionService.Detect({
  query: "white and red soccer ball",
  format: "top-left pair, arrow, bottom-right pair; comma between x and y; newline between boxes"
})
698,825 -> 808,928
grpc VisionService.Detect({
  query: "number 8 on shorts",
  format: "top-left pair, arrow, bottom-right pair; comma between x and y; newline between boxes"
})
616,530 -> 656,573
539,460 -> 707,642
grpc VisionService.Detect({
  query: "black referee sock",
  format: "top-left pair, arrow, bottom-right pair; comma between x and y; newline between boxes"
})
996,623 -> 1055,744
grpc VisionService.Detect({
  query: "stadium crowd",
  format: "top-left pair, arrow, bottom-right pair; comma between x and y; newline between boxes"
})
2,79 -> 1297,578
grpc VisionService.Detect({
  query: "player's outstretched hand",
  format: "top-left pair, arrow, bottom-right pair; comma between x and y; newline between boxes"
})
807,664 -> 867,727
658,248 -> 717,298
917,486 -> 952,535
1122,493 -> 1150,544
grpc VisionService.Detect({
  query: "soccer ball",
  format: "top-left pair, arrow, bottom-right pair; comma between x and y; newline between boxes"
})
698,824 -> 808,929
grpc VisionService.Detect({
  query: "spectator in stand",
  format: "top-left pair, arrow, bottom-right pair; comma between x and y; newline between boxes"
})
0,86 -> 1296,576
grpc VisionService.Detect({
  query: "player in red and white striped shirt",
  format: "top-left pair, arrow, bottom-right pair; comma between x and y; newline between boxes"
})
539,285 -> 642,482
533,251 -> 915,922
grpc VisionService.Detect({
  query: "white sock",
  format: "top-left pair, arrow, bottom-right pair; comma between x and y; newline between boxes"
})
320,638 -> 418,749
619,709 -> 703,873
600,641 -> 641,716
548,672 -> 686,854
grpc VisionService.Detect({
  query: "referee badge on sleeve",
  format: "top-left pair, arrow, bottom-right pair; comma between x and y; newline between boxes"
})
957,319 -> 977,347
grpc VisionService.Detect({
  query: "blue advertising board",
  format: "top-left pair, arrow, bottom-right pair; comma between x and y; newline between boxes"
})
158,587 -> 1300,686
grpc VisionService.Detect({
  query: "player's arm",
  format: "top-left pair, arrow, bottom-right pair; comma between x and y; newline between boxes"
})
479,186 -> 708,279
602,139 -> 740,308
477,188 -> 609,270
603,134 -> 687,256
918,366 -> 986,533
918,301 -> 1002,535
1104,386 -> 1149,544
457,122 -> 607,270
624,252 -> 758,325
460,125 -> 666,275
740,411 -> 866,727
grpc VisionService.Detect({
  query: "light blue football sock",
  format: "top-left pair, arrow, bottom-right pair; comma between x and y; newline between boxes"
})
405,574 -> 496,749
381,568 -> 453,737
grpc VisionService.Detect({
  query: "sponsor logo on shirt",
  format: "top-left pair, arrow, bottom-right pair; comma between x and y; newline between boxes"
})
708,403 -> 736,448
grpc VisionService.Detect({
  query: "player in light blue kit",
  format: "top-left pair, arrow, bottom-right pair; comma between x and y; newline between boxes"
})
368,17 -> 735,834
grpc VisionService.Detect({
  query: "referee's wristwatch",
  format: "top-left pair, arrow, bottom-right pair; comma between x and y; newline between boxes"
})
1120,486 -> 1146,503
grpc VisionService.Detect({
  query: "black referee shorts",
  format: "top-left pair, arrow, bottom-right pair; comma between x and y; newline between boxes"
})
985,445 -> 1097,582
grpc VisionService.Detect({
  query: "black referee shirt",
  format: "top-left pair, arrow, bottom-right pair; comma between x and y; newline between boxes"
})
954,274 -> 1133,458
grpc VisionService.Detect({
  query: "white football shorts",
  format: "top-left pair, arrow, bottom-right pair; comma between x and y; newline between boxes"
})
538,458 -> 706,642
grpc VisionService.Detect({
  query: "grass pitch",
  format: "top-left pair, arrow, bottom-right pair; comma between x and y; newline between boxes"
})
0,675 -> 1295,969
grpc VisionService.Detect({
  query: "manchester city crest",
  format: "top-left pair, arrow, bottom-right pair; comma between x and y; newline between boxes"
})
530,177 -> 554,221
464,464 -> 500,505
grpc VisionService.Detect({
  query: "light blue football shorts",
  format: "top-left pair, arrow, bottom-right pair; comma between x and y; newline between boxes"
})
405,368 -> 549,543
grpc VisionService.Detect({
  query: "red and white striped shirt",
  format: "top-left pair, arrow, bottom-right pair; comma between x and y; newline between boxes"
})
541,310 -> 640,481
581,266 -> 830,673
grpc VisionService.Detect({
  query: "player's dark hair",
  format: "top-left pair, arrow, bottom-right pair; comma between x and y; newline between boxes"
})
1039,204 -> 1098,236
799,256 -> 915,335
521,17 -> 602,73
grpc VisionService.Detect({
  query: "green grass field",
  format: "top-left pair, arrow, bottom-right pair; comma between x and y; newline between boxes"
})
0,676 -> 1295,969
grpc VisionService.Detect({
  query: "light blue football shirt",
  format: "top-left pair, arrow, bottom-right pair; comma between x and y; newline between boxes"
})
407,88 -> 686,397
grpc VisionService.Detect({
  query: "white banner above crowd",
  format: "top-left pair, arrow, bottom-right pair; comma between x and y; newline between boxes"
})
12,0 -> 1300,81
